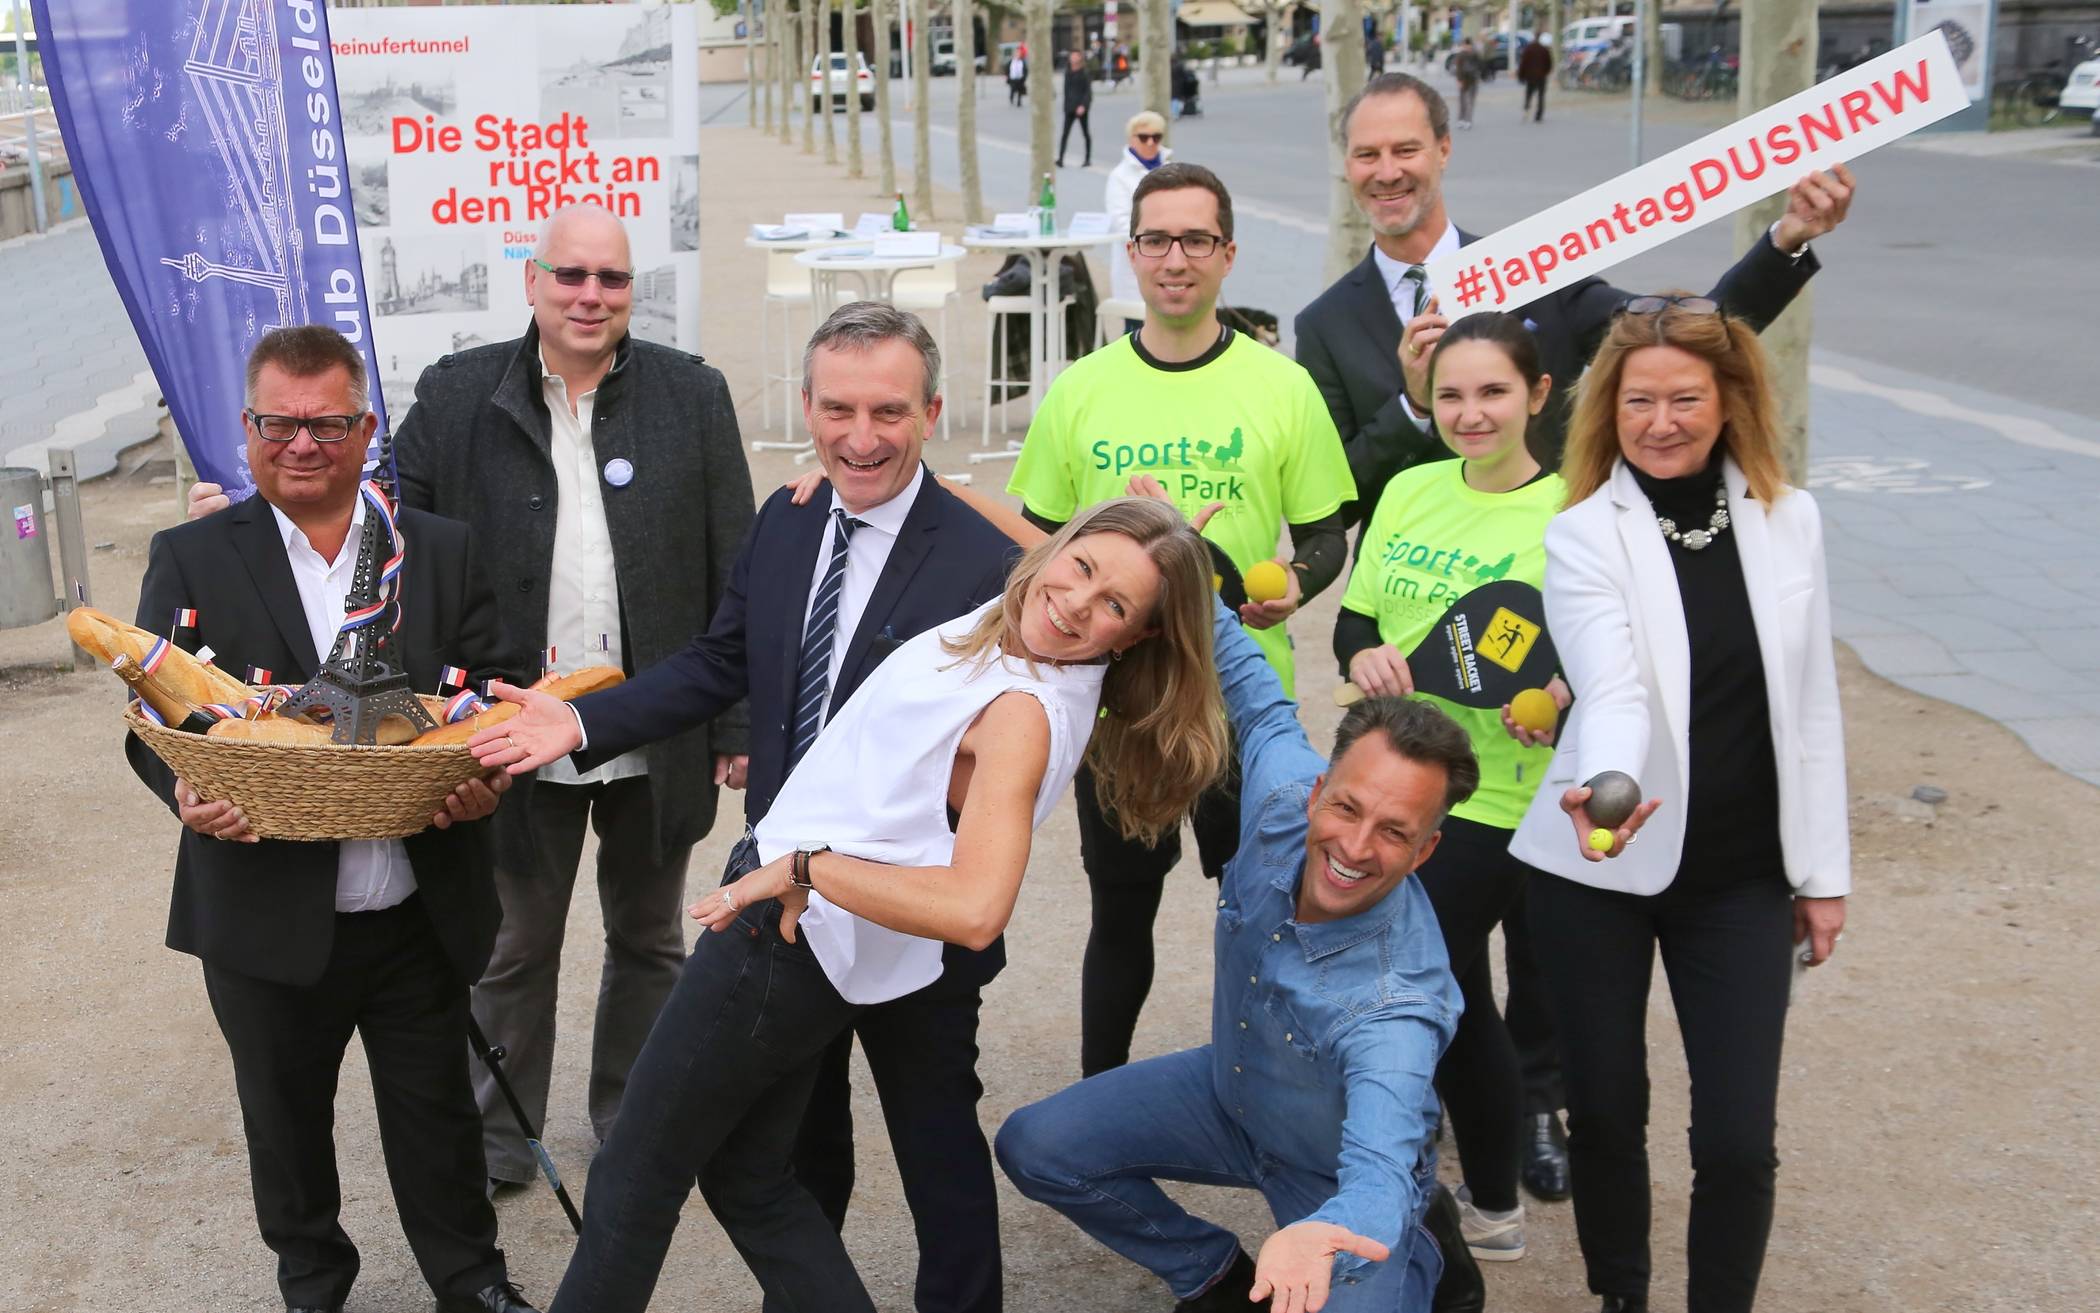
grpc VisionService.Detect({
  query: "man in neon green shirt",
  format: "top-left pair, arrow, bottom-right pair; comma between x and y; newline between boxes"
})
1007,162 -> 1355,1076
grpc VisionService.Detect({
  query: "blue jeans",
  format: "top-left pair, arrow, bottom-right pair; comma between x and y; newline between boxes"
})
552,841 -> 872,1313
996,1047 -> 1442,1309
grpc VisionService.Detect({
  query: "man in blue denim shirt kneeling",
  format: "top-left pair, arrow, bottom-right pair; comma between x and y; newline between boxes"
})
998,600 -> 1477,1311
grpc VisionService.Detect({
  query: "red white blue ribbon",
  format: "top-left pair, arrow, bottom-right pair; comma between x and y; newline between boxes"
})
444,690 -> 488,723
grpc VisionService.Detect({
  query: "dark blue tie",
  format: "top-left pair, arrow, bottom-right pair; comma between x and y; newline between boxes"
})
790,508 -> 862,768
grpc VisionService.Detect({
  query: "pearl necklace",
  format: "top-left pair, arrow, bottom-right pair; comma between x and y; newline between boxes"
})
1656,482 -> 1730,551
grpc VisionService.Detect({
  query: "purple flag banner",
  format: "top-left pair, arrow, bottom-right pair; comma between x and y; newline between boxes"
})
31,0 -> 386,491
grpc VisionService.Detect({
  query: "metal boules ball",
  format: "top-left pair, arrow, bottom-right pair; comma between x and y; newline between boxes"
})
1584,771 -> 1642,830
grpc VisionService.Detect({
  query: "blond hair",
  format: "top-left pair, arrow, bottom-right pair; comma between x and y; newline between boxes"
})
942,498 -> 1227,844
1126,109 -> 1167,137
1561,296 -> 1791,507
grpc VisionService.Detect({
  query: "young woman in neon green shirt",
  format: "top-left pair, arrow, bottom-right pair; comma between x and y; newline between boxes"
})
1333,312 -> 1570,1263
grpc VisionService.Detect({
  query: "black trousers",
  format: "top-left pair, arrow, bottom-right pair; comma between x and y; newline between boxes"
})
1008,78 -> 1024,106
556,836 -> 874,1312
1503,879 -> 1566,1116
1523,76 -> 1547,119
1527,869 -> 1795,1313
785,972 -> 1003,1313
201,895 -> 508,1309
1073,756 -> 1241,1076
1413,816 -> 1529,1214
1058,107 -> 1091,163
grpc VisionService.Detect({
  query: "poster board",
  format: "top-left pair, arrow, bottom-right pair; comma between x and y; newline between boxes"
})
328,4 -> 700,417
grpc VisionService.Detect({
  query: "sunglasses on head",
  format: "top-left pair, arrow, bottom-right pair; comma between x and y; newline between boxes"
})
1134,132 -> 1164,143
1616,295 -> 1719,319
532,257 -> 634,291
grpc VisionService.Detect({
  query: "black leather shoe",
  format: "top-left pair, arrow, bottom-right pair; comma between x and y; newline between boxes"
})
1174,1248 -> 1269,1311
1600,1297 -> 1648,1313
1424,1185 -> 1486,1313
288,1306 -> 343,1313
1521,1110 -> 1571,1202
434,1281 -> 539,1313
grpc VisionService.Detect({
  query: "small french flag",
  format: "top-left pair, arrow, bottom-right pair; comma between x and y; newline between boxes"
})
439,664 -> 469,692
247,665 -> 273,685
173,607 -> 199,630
541,646 -> 557,677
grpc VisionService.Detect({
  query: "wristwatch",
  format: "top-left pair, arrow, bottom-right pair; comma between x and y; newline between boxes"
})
791,843 -> 830,890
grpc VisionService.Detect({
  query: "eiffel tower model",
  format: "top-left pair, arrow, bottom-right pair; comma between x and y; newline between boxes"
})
278,439 -> 438,745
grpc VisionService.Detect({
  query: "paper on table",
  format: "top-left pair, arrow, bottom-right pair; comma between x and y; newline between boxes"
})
1068,211 -> 1113,237
873,231 -> 942,258
783,212 -> 846,234
752,224 -> 807,241
991,212 -> 1032,231
853,213 -> 891,236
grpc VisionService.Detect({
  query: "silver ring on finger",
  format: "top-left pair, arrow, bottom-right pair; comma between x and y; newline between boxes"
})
721,890 -> 735,910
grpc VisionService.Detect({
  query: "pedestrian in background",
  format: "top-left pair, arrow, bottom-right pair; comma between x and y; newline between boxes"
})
1103,110 -> 1170,332
1008,49 -> 1028,107
1058,50 -> 1094,168
1520,36 -> 1553,122
1510,298 -> 1851,1313
1453,38 -> 1481,128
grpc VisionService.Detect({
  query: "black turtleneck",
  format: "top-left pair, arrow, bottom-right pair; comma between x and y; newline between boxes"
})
1627,459 -> 1783,892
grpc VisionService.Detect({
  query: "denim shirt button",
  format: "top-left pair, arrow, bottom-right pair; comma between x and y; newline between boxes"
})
1248,975 -> 1257,984
1239,1020 -> 1248,1029
1218,898 -> 1227,908
1284,1033 -> 1292,1042
1234,1064 -> 1242,1073
1272,932 -> 1281,942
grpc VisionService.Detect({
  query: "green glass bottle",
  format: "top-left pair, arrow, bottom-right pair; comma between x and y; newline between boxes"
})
1037,172 -> 1056,235
892,191 -> 910,231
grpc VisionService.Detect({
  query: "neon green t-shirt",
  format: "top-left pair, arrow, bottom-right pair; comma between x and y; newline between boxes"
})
1340,461 -> 1567,830
1007,330 -> 1354,693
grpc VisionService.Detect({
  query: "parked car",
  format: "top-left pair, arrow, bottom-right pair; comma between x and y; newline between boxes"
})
811,51 -> 875,111
1283,34 -> 1319,68
932,38 -> 957,76
2060,52 -> 2100,117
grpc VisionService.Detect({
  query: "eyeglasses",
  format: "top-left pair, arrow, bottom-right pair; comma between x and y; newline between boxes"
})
532,257 -> 635,291
1134,132 -> 1164,144
1618,295 -> 1719,318
245,410 -> 366,443
1132,231 -> 1223,259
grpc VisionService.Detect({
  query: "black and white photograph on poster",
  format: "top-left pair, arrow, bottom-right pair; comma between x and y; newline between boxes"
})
353,160 -> 390,228
1906,0 -> 1990,98
540,8 -> 674,140
338,67 -> 458,139
365,235 -> 491,317
671,155 -> 699,252
628,263 -> 679,346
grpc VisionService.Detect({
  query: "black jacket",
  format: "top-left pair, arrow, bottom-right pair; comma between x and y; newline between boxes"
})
394,323 -> 756,867
1063,65 -> 1093,109
127,500 -> 523,988
1293,229 -> 1819,525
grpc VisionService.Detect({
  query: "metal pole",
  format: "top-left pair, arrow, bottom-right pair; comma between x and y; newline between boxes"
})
11,0 -> 47,233
1627,0 -> 1644,165
48,447 -> 93,671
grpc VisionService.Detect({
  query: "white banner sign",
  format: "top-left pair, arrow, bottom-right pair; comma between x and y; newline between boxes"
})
328,4 -> 700,418
1425,31 -> 1967,316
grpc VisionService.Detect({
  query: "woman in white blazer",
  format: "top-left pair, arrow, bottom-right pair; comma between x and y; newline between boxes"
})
1507,297 -> 1850,1313
1103,112 -> 1170,319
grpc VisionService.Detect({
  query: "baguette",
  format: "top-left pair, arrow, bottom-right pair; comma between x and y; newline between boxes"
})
70,606 -> 251,705
207,712 -> 423,746
410,666 -> 625,746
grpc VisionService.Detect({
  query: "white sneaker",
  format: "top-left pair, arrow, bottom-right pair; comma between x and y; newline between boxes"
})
1455,1185 -> 1527,1261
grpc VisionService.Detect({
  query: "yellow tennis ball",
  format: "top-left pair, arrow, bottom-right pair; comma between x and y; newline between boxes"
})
1244,560 -> 1290,604
1587,828 -> 1616,853
1510,688 -> 1558,734
1212,572 -> 1223,594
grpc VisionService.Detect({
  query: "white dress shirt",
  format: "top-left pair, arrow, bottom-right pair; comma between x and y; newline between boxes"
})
798,464 -> 923,725
269,498 -> 417,913
1374,222 -> 1463,429
538,352 -> 641,785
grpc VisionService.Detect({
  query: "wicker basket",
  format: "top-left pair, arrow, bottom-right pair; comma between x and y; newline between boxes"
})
124,704 -> 488,841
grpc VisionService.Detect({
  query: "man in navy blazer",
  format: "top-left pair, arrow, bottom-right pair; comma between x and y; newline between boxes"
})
531,304 -> 1018,1313
1294,71 -> 1857,524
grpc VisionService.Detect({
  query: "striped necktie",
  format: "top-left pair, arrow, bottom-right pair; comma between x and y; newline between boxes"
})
1400,264 -> 1428,321
789,508 -> 862,768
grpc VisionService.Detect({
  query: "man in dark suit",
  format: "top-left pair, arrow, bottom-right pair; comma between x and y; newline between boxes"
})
128,326 -> 536,1313
1295,71 -> 1857,526
1292,70 -> 1856,1232
484,302 -> 1018,1313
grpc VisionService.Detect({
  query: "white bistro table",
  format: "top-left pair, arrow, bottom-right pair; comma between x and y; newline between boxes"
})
746,231 -> 860,454
792,242 -> 968,319
959,229 -> 1118,462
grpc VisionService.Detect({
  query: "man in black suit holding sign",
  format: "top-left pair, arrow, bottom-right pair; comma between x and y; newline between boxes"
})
1293,71 -> 1855,1217
128,326 -> 536,1313
490,302 -> 1019,1313
1295,71 -> 1856,523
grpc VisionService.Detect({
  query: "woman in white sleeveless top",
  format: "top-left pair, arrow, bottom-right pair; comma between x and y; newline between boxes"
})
542,498 -> 1228,1312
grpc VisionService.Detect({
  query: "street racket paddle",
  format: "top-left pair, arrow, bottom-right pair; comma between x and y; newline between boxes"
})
1335,579 -> 1558,709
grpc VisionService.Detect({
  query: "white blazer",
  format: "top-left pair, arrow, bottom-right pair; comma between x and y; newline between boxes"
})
1508,458 -> 1852,899
1103,146 -> 1171,306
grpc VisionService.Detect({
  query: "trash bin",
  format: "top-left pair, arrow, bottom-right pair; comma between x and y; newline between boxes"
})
0,467 -> 59,630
